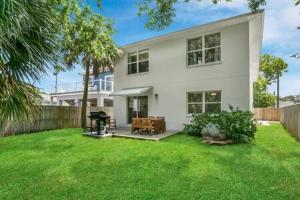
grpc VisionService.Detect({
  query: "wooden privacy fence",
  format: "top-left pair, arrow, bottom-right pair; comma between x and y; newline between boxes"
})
253,108 -> 280,121
280,104 -> 300,141
0,106 -> 113,136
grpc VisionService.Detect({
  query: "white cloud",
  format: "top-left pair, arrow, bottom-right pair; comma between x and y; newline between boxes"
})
174,0 -> 300,96
174,0 -> 248,24
263,1 -> 300,47
182,0 -> 247,10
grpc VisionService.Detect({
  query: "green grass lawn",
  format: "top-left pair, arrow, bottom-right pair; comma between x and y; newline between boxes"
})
0,124 -> 299,200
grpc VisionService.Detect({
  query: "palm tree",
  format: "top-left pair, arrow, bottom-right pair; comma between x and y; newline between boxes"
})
0,0 -> 57,122
80,52 -> 120,128
61,4 -> 120,128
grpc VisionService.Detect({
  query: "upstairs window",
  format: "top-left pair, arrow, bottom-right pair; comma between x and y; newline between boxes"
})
187,91 -> 221,114
187,37 -> 203,66
187,33 -> 221,66
204,33 -> 221,63
128,49 -> 149,74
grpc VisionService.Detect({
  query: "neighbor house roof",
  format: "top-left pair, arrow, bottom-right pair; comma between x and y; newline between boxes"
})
121,10 -> 264,49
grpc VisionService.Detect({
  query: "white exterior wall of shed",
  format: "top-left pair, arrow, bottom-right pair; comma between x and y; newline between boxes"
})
114,13 -> 263,131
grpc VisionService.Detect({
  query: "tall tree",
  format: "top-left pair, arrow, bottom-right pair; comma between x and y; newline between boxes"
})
260,54 -> 288,108
59,2 -> 120,128
138,0 -> 266,30
253,75 -> 276,107
0,0 -> 57,122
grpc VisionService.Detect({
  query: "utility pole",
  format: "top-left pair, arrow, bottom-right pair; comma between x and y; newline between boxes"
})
55,74 -> 58,93
277,72 -> 280,108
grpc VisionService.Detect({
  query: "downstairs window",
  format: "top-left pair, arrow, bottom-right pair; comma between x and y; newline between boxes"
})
187,91 -> 221,114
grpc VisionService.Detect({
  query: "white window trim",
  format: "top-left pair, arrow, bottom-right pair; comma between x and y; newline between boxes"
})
187,91 -> 222,115
186,33 -> 221,67
128,49 -> 149,75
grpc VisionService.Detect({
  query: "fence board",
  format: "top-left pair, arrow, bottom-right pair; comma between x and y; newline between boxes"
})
280,105 -> 300,141
0,106 -> 113,136
253,108 -> 280,121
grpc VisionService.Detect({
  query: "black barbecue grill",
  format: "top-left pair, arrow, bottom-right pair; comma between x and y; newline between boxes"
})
88,111 -> 110,135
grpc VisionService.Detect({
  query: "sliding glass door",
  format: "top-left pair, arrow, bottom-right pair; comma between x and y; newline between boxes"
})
127,96 -> 148,124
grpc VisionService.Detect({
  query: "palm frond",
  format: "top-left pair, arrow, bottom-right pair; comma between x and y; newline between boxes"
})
0,77 -> 42,124
0,0 -> 57,122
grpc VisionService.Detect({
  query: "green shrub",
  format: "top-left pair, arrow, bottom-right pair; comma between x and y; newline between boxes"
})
183,112 -> 213,136
184,106 -> 257,143
215,106 -> 257,143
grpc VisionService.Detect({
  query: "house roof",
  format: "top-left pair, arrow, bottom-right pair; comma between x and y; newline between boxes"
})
121,10 -> 264,49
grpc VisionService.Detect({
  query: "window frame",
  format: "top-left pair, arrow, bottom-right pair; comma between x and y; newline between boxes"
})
127,49 -> 149,75
186,32 -> 221,67
187,90 -> 222,115
187,91 -> 204,114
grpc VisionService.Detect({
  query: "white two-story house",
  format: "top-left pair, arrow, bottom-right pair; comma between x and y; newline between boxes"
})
111,11 -> 264,130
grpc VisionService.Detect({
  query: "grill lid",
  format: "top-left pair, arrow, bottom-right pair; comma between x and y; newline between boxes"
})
89,111 -> 108,119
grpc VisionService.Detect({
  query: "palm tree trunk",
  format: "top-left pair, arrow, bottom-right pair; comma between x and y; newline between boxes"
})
277,73 -> 280,108
81,56 -> 90,128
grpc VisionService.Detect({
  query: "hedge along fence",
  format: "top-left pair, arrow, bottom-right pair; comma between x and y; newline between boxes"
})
253,108 -> 280,121
280,104 -> 300,141
0,106 -> 113,136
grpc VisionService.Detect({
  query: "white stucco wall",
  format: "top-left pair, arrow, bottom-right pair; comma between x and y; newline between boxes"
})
249,13 -> 264,110
114,13 -> 263,130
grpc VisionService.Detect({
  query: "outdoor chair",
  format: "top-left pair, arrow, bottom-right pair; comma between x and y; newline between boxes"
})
156,117 -> 166,133
131,118 -> 142,133
141,118 -> 154,134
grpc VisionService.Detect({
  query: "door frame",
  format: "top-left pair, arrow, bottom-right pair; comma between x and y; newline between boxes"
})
127,95 -> 148,124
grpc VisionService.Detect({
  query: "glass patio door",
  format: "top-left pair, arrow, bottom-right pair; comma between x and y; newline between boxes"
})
127,96 -> 148,124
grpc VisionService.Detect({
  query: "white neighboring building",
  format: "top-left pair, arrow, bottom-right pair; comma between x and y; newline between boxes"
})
50,71 -> 114,107
111,11 -> 264,130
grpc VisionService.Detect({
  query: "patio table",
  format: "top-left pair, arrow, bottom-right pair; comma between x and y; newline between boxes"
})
131,117 -> 166,134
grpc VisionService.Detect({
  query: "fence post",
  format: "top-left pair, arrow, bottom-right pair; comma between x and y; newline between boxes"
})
297,105 -> 300,140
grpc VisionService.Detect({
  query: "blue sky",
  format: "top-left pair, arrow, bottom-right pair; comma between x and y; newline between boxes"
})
38,0 -> 300,96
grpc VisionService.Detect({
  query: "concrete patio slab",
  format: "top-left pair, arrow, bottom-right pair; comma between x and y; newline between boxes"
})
83,128 -> 179,141
82,132 -> 113,138
111,127 -> 179,141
